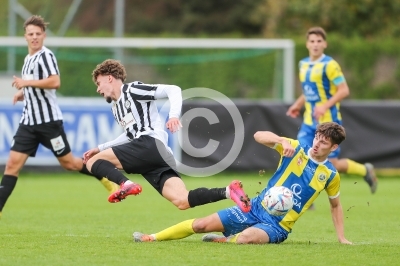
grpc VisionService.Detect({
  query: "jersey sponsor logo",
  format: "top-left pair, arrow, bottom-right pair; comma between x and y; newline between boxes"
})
290,183 -> 302,209
304,164 -> 316,175
50,136 -> 66,152
303,84 -> 320,102
120,113 -> 136,129
22,74 -> 34,81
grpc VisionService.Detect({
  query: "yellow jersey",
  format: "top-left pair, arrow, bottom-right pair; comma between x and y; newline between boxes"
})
299,54 -> 346,127
253,138 -> 341,232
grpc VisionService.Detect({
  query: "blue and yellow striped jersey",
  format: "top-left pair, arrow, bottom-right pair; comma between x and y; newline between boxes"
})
299,54 -> 346,127
251,138 -> 341,232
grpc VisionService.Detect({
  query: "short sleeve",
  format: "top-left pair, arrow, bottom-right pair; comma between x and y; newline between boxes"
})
326,60 -> 345,86
326,172 -> 341,198
273,138 -> 299,155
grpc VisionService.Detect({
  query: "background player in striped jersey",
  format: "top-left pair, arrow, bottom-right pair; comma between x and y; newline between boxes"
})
286,27 -> 377,196
133,122 -> 352,245
0,15 -> 117,218
83,59 -> 251,213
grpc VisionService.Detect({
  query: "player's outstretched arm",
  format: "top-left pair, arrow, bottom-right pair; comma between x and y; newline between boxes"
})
329,196 -> 352,245
254,131 -> 295,157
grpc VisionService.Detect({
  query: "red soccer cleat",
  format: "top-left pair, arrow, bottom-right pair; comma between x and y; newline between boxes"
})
229,180 -> 251,212
108,182 -> 142,203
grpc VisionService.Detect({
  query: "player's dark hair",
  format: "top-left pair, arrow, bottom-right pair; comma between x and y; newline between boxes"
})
306,27 -> 327,40
316,122 -> 346,145
24,15 -> 49,32
92,59 -> 127,83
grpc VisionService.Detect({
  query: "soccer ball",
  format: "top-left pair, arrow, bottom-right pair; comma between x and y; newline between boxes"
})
263,186 -> 294,216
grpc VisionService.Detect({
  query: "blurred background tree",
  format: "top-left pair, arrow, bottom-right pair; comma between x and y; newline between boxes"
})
0,0 -> 399,99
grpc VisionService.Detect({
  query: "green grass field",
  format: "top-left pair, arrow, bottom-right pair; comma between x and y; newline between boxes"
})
0,171 -> 399,266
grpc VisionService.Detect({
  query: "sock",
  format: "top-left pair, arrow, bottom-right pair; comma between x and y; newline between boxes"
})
79,162 -> 102,181
0,175 -> 18,212
154,219 -> 195,241
188,187 -> 227,208
346,159 -> 367,176
91,159 -> 129,185
100,178 -> 119,193
227,233 -> 240,243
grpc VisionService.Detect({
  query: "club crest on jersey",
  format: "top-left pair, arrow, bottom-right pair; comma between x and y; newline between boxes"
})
297,157 -> 303,166
317,173 -> 327,182
125,100 -> 131,109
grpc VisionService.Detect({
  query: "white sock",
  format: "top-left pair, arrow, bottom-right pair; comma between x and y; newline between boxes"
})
225,186 -> 230,199
150,234 -> 156,241
124,180 -> 134,185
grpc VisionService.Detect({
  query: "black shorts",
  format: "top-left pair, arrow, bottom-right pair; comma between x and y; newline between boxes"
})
11,120 -> 71,157
112,135 -> 180,194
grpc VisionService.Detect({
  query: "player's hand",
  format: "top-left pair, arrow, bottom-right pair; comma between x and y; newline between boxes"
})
12,90 -> 24,104
338,238 -> 353,245
286,105 -> 300,118
166,117 -> 182,133
281,140 -> 295,157
83,147 -> 100,163
313,105 -> 328,121
12,76 -> 27,90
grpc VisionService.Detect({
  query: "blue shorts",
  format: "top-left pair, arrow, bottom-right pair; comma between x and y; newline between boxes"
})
217,206 -> 288,244
297,123 -> 340,158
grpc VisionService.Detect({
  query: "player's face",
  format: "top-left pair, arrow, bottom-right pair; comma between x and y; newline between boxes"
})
310,133 -> 338,161
306,34 -> 327,61
96,75 -> 113,103
24,25 -> 46,55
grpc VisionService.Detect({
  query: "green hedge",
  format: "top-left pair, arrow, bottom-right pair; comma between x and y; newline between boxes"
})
1,37 -> 399,99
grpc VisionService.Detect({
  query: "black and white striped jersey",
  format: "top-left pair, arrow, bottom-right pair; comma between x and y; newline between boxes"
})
20,46 -> 63,125
103,81 -> 182,151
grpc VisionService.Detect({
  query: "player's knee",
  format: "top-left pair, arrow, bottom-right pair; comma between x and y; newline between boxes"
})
192,218 -> 208,233
5,157 -> 24,175
172,199 -> 190,210
5,161 -> 19,175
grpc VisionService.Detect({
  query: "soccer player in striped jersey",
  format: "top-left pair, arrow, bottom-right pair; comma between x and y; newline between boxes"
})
287,27 -> 377,196
0,15 -> 117,219
133,122 -> 352,245
83,59 -> 251,212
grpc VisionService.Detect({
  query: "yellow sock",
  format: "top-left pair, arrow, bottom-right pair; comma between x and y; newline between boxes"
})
154,219 -> 195,241
100,177 -> 119,194
227,233 -> 240,243
346,159 -> 367,176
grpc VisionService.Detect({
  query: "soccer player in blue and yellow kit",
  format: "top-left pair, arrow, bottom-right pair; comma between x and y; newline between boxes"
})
132,122 -> 352,245
287,27 -> 377,194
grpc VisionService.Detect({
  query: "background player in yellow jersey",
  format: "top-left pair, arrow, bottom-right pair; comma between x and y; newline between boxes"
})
132,122 -> 352,245
287,26 -> 377,194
